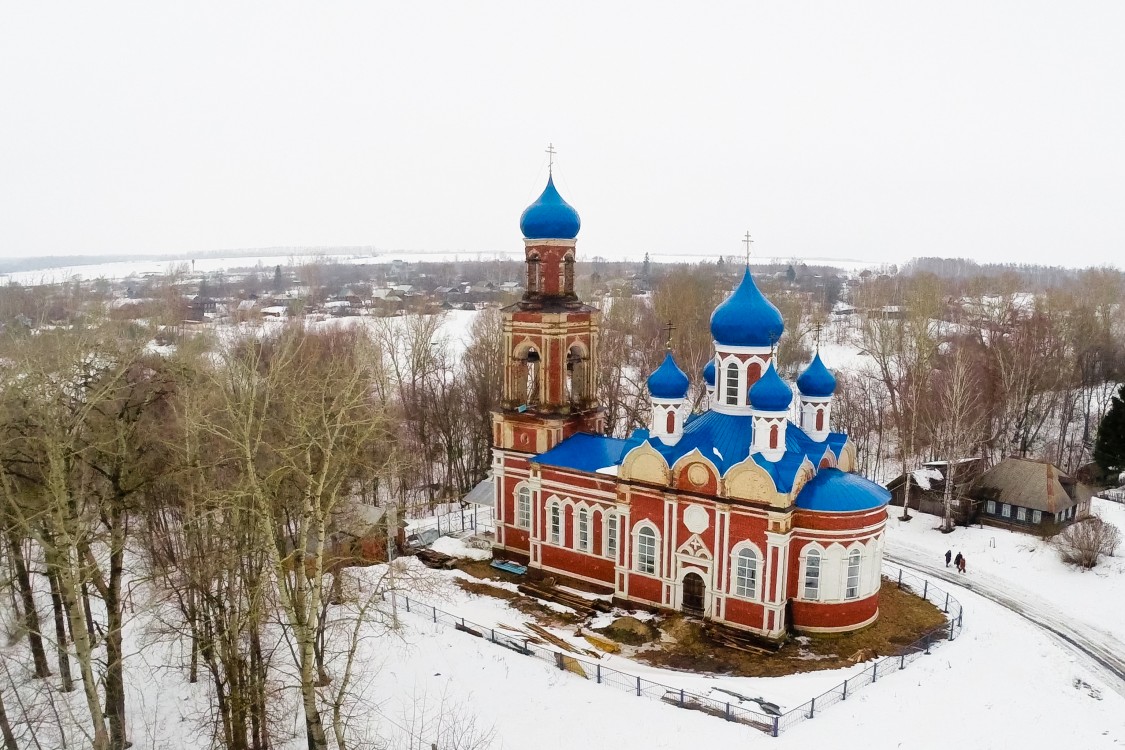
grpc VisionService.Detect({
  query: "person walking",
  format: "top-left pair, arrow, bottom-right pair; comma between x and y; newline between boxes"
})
958,555 -> 967,574
945,550 -> 952,567
953,552 -> 963,572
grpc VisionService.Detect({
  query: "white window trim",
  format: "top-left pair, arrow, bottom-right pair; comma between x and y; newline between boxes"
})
1032,509 -> 1042,523
604,512 -> 618,560
986,500 -> 996,514
845,548 -> 862,600
515,484 -> 532,530
632,522 -> 661,576
1016,506 -> 1027,522
801,546 -> 822,601
1001,503 -> 1011,518
723,360 -> 741,406
548,499 -> 563,545
729,542 -> 762,600
576,506 -> 590,552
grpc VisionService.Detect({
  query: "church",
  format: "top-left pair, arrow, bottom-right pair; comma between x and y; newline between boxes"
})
491,171 -> 890,639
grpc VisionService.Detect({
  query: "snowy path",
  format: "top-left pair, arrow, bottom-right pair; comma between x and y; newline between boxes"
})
884,545 -> 1125,698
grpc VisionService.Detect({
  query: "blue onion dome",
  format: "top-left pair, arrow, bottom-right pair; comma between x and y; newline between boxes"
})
647,351 -> 690,400
519,175 -> 581,240
709,266 -> 784,347
749,362 -> 793,412
796,353 -> 837,398
795,468 -> 891,512
702,359 -> 716,386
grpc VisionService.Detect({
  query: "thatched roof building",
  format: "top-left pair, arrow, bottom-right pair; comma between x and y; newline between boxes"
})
971,457 -> 1092,531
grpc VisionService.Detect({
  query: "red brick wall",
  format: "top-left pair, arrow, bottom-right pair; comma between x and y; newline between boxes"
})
626,572 -> 662,604
721,596 -> 766,630
791,593 -> 878,631
541,544 -> 614,585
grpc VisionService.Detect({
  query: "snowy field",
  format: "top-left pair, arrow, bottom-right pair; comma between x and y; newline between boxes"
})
1,249 -> 883,286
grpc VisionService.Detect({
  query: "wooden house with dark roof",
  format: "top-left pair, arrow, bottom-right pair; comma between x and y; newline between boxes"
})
970,457 -> 1092,532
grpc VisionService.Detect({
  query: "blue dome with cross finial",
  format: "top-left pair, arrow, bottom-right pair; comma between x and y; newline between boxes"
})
710,267 -> 785,348
520,175 -> 581,240
749,361 -> 793,412
797,353 -> 837,398
647,351 -> 690,400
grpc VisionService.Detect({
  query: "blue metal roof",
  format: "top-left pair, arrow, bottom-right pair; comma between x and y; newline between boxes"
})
709,266 -> 784,348
796,353 -> 837,398
519,175 -> 581,240
647,351 -> 690,399
534,433 -> 627,473
795,468 -> 890,512
749,362 -> 794,412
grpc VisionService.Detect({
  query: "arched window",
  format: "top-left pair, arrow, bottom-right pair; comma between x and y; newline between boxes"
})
566,346 -> 586,402
563,255 -> 575,294
803,548 -> 821,600
527,255 -> 540,293
845,549 -> 861,599
636,526 -> 657,574
577,508 -> 590,551
734,548 -> 758,598
769,423 -> 779,449
665,409 -> 675,433
725,362 -> 739,405
605,513 -> 618,559
549,503 -> 561,545
516,486 -> 531,529
816,408 -> 824,431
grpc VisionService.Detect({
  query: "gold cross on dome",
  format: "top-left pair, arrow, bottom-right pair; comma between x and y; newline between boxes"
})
815,321 -> 822,350
546,143 -> 557,172
664,320 -> 676,349
743,231 -> 754,265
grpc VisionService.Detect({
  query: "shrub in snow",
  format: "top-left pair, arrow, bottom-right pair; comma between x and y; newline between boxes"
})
1054,517 -> 1121,569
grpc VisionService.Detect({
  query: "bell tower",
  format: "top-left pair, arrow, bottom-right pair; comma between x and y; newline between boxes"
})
492,168 -> 604,456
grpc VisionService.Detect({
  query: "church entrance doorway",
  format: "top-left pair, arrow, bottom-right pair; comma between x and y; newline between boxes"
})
682,572 -> 705,616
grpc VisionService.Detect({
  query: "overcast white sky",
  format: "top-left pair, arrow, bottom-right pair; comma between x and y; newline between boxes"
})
1,2 -> 1123,267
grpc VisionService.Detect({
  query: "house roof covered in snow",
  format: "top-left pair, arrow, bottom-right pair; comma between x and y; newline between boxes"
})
972,457 -> 1090,512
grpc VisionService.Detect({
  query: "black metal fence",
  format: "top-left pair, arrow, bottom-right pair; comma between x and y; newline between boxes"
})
387,562 -> 962,736
406,505 -> 495,539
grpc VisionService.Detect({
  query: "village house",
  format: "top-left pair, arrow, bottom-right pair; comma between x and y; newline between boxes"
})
970,457 -> 1092,532
886,458 -> 986,522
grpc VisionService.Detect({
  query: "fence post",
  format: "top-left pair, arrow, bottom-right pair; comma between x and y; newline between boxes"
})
679,689 -> 684,707
596,664 -> 601,684
405,597 -> 410,613
725,703 -> 731,721
842,679 -> 848,700
922,580 -> 928,599
771,716 -> 779,737
555,652 -> 564,670
636,676 -> 641,697
490,629 -> 495,643
900,654 -> 905,670
872,663 -> 878,683
925,634 -> 931,655
944,592 -> 950,613
433,608 -> 437,623
808,697 -> 815,719
948,619 -> 955,641
897,569 -> 903,588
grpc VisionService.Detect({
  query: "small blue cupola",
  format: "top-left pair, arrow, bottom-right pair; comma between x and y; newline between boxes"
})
647,351 -> 690,400
648,350 -> 689,445
520,175 -> 581,240
710,267 -> 785,348
796,353 -> 837,397
702,359 -> 716,387
749,362 -> 793,412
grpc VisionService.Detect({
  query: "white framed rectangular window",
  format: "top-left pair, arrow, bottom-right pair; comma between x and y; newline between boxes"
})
550,505 -> 561,545
735,549 -> 758,598
1032,510 -> 1042,523
1016,507 -> 1027,522
725,362 -> 739,405
605,514 -> 617,559
577,509 -> 589,551
803,551 -> 821,600
516,487 -> 531,529
845,550 -> 861,600
1001,503 -> 1011,518
986,500 -> 996,514
636,528 -> 656,574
